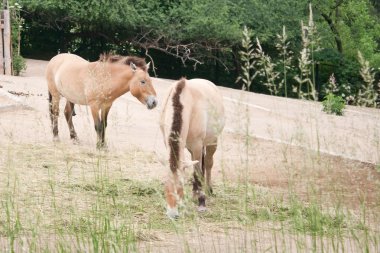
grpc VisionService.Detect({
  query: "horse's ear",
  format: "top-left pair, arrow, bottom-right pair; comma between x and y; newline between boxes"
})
146,62 -> 151,70
130,62 -> 137,72
181,160 -> 199,169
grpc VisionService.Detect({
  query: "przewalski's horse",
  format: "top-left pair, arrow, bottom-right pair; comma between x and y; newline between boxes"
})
160,78 -> 225,218
46,53 -> 158,148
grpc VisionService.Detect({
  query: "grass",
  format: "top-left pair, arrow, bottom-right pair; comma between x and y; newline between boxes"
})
0,141 -> 379,252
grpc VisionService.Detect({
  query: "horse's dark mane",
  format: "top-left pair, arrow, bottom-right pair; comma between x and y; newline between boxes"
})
169,78 -> 186,173
98,53 -> 123,63
124,56 -> 147,71
99,53 -> 147,71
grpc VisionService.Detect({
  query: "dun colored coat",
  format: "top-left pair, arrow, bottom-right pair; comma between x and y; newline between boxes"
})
160,78 -> 225,218
46,53 -> 157,147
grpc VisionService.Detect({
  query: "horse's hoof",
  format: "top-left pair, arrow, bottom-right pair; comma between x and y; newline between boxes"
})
207,187 -> 214,196
198,194 -> 206,207
96,142 -> 108,150
72,138 -> 80,145
53,136 -> 60,142
197,206 -> 207,212
166,208 -> 179,220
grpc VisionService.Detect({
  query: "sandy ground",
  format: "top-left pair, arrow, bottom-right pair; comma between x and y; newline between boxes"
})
0,59 -> 379,205
0,59 -> 380,252
1,60 -> 380,162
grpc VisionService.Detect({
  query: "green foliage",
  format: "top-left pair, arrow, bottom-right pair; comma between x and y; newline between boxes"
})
293,4 -> 319,100
340,0 -> 380,67
236,26 -> 257,91
357,51 -> 379,107
238,0 -> 309,43
313,0 -> 380,67
322,93 -> 346,116
275,26 -> 293,97
175,0 -> 241,43
12,52 -> 26,76
315,49 -> 360,103
6,1 -> 28,76
321,72 -> 348,114
254,38 -> 281,95
16,0 -> 380,107
9,2 -> 23,49
19,0 -> 241,63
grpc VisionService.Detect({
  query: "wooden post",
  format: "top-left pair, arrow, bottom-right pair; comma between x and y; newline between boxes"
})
3,7 -> 11,75
0,12 -> 4,74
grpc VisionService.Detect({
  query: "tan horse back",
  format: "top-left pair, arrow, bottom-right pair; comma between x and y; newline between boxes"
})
46,53 -> 93,105
160,78 -> 225,150
185,79 -> 225,146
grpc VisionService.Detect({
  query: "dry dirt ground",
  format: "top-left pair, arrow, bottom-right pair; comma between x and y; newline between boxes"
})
0,59 -> 380,252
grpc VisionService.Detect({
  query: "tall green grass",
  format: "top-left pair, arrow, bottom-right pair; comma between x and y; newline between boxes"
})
0,140 -> 379,252
236,4 -> 379,108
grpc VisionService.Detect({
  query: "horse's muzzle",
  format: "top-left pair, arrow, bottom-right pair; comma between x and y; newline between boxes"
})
146,96 -> 158,110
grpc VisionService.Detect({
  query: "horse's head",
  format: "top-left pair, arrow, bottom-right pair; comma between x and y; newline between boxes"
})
127,58 -> 158,110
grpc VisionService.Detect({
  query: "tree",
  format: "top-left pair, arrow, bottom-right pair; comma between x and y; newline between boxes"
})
313,0 -> 380,67
313,0 -> 345,54
17,0 -> 380,104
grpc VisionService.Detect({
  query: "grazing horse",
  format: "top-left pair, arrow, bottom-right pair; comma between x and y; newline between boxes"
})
45,53 -> 158,147
160,78 -> 225,218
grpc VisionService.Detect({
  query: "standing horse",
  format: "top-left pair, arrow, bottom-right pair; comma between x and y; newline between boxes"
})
160,78 -> 225,218
46,53 -> 157,148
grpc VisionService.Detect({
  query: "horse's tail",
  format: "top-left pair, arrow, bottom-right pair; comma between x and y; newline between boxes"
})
169,78 -> 186,173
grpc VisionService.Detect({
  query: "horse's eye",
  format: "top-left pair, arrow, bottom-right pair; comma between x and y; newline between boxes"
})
140,80 -> 146,85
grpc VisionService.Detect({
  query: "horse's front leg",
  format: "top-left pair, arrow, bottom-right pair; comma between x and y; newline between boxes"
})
91,105 -> 112,149
165,171 -> 184,219
99,105 -> 111,146
90,105 -> 104,149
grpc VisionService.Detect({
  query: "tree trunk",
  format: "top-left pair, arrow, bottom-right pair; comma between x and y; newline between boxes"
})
232,46 -> 240,88
321,13 -> 343,54
214,51 -> 220,84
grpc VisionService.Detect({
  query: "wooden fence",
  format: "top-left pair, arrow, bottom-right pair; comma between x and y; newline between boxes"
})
0,3 -> 12,75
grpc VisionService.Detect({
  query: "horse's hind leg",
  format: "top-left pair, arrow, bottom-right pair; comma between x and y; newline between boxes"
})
90,105 -> 102,148
49,92 -> 60,141
64,100 -> 78,142
205,143 -> 217,195
190,144 -> 207,211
